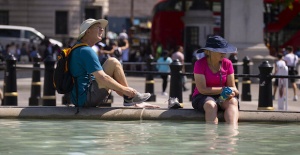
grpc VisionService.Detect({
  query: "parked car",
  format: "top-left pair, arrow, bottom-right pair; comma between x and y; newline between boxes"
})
0,25 -> 63,48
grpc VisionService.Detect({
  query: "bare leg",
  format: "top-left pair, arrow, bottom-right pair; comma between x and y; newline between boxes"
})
102,57 -> 128,87
203,101 -> 218,124
101,57 -> 160,108
292,82 -> 298,96
101,57 -> 129,96
222,98 -> 239,124
273,85 -> 277,99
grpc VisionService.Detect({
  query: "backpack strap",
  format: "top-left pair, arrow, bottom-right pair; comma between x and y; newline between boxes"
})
71,43 -> 89,50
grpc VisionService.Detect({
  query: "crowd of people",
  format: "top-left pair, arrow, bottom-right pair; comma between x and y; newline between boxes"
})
0,39 -> 62,63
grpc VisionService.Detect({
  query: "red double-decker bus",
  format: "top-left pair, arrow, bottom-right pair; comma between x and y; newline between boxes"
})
151,0 -> 300,58
264,0 -> 300,55
150,0 -> 221,61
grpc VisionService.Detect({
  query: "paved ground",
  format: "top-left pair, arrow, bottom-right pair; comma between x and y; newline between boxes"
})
0,70 -> 299,112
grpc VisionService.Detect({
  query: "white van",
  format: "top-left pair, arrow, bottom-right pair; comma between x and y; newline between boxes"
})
0,25 -> 63,48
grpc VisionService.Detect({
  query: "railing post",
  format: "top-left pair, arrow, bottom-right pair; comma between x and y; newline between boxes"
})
42,55 -> 56,106
2,54 -> 18,106
145,54 -> 156,101
229,54 -> 239,92
169,59 -> 183,103
241,56 -> 252,101
258,61 -> 274,110
29,53 -> 42,106
189,56 -> 198,101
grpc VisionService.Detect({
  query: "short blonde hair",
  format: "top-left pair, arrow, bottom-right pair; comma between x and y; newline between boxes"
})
204,50 -> 210,57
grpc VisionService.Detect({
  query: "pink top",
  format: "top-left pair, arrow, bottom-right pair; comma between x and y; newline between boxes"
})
193,57 -> 234,97
171,51 -> 184,62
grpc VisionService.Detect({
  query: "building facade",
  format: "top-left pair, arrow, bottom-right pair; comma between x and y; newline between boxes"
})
0,0 -> 157,43
108,0 -> 157,34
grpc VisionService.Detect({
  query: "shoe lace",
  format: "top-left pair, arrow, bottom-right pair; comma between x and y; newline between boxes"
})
166,97 -> 173,105
168,97 -> 179,105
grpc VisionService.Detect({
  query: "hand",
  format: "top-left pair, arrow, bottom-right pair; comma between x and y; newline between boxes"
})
227,87 -> 239,97
226,91 -> 236,100
123,87 -> 137,98
232,88 -> 239,96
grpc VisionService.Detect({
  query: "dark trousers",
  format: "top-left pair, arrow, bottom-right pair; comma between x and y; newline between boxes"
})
161,75 -> 168,92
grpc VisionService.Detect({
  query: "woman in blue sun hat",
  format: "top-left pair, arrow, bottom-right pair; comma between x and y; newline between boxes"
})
192,35 -> 239,125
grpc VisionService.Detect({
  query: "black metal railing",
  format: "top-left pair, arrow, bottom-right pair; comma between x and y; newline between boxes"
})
1,54 -> 299,111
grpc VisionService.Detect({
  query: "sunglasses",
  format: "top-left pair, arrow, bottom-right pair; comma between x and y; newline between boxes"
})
91,26 -> 103,31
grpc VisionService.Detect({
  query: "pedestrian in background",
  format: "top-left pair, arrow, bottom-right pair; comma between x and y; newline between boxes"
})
20,42 -> 29,63
273,53 -> 287,100
171,45 -> 188,91
156,50 -> 172,96
283,46 -> 299,101
119,32 -> 130,63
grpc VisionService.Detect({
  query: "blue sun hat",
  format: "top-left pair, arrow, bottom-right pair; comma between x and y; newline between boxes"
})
197,35 -> 237,53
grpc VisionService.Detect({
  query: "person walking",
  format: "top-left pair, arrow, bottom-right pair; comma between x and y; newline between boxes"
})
69,18 -> 159,108
273,53 -> 287,100
192,35 -> 239,125
119,33 -> 130,63
283,46 -> 299,101
171,45 -> 188,91
156,50 -> 172,96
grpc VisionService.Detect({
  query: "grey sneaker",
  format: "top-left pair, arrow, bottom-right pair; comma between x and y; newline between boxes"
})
123,92 -> 151,106
168,97 -> 183,109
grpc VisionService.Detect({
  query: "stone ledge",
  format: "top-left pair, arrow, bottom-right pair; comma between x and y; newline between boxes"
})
1,107 -> 300,122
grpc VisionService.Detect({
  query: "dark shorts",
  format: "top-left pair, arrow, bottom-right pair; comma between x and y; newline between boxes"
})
85,80 -> 110,107
191,94 -> 223,113
288,67 -> 297,83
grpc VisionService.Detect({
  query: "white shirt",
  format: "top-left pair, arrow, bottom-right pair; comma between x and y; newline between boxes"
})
92,45 -> 99,54
283,53 -> 299,67
121,48 -> 129,62
275,60 -> 287,75
171,51 -> 184,63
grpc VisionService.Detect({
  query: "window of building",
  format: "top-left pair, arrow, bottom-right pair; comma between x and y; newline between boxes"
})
185,26 -> 199,45
85,7 -> 102,19
0,11 -> 9,25
55,11 -> 68,34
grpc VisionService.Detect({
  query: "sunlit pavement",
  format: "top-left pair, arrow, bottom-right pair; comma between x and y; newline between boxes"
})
1,75 -> 299,112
